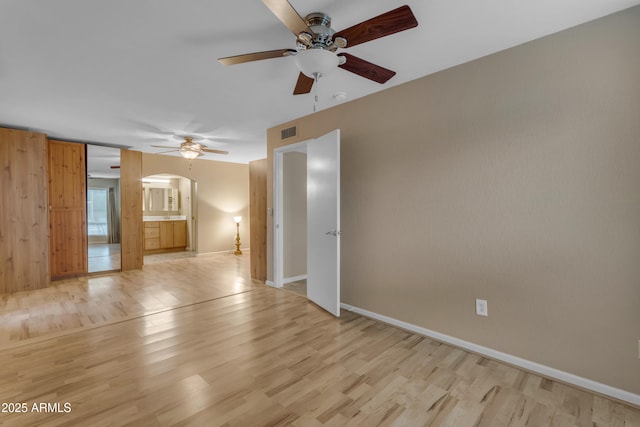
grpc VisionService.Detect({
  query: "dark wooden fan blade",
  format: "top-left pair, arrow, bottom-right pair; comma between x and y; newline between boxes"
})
263,0 -> 313,36
218,49 -> 296,66
334,5 -> 418,48
338,53 -> 396,84
293,72 -> 315,95
201,148 -> 229,155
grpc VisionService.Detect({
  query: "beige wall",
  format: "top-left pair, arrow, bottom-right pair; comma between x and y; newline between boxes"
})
142,153 -> 249,254
283,151 -> 307,278
267,7 -> 640,395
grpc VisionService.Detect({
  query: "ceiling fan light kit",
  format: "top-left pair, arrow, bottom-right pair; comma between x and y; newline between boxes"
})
179,137 -> 203,159
295,49 -> 339,79
218,1 -> 418,95
179,146 -> 201,159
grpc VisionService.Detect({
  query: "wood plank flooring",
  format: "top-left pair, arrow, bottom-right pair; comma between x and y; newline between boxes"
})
282,279 -> 307,297
0,252 -> 257,349
0,255 -> 638,426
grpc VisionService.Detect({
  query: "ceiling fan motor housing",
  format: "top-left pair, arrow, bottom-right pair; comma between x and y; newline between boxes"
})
297,13 -> 344,52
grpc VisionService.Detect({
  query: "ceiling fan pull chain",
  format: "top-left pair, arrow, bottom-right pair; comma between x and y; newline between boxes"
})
313,74 -> 319,113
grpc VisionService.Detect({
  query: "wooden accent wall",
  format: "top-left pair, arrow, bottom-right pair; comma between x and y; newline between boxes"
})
249,159 -> 267,281
48,140 -> 88,279
120,149 -> 143,271
0,128 -> 50,293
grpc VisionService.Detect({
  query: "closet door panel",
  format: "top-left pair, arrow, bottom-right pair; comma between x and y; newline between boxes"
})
48,140 -> 87,279
49,209 -> 87,276
0,128 -> 49,293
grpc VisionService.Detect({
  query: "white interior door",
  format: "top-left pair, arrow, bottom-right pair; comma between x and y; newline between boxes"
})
307,129 -> 340,316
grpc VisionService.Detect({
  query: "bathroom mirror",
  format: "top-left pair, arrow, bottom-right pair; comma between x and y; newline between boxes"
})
147,187 -> 179,212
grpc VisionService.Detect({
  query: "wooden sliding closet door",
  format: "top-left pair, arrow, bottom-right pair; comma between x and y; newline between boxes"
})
0,128 -> 50,293
48,140 -> 88,279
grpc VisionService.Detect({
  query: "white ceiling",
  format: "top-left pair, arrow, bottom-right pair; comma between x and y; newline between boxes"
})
2,0 -> 638,165
86,144 -> 120,179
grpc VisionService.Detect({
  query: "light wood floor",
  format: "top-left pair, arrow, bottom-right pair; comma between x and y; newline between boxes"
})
0,252 -> 256,349
87,243 -> 121,273
0,256 -> 638,426
282,279 -> 307,297
144,250 -> 198,264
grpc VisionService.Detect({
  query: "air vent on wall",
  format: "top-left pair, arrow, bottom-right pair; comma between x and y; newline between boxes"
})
281,126 -> 297,140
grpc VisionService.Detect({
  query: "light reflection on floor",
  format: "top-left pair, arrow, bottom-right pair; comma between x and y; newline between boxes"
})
0,252 -> 257,349
88,243 -> 121,273
144,251 -> 197,264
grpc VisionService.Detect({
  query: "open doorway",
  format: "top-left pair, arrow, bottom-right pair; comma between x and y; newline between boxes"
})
274,130 -> 341,316
281,147 -> 308,297
142,174 -> 198,263
86,145 -> 121,273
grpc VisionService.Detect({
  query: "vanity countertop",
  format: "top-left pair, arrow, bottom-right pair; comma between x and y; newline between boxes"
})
143,215 -> 187,222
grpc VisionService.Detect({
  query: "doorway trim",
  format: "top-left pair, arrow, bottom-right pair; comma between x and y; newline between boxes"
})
190,180 -> 198,253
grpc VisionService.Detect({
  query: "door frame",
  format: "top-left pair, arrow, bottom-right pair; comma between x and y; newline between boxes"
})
190,180 -> 198,253
273,140 -> 309,288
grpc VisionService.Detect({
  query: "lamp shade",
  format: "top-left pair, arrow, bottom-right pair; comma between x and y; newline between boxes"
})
233,216 -> 242,223
294,49 -> 339,79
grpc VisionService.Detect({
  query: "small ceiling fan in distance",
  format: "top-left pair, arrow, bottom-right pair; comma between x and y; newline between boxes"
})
152,136 -> 229,160
218,0 -> 419,95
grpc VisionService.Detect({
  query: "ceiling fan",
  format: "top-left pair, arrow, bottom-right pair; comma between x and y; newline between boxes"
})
218,1 -> 418,95
151,136 -> 229,160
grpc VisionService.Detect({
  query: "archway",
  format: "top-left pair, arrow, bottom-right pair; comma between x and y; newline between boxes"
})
142,174 -> 198,262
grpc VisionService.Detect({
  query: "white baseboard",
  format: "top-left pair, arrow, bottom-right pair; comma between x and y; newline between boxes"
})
340,303 -> 640,407
267,277 -> 306,288
282,275 -> 307,285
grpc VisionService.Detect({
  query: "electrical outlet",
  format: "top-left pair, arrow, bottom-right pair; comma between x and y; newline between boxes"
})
476,299 -> 488,316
